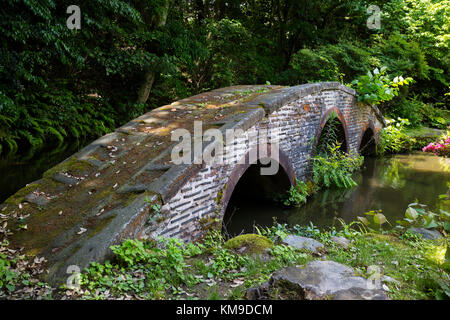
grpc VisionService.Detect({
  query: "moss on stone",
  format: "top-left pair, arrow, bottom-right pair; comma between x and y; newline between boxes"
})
198,216 -> 221,233
87,214 -> 116,239
4,183 -> 41,205
224,234 -> 273,255
43,157 -> 93,179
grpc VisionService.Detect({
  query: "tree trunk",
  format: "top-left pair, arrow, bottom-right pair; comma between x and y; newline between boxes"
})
137,71 -> 156,104
136,0 -> 170,104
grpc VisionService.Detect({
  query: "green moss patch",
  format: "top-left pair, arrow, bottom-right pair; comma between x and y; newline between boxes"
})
224,234 -> 274,255
4,183 -> 41,205
43,157 -> 93,179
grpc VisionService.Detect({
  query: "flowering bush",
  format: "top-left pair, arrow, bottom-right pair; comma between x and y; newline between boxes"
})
378,118 -> 415,155
422,129 -> 450,157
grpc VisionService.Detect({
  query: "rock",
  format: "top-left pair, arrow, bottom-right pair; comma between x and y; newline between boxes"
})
24,193 -> 50,206
407,227 -> 443,240
252,260 -> 388,300
224,234 -> 273,255
245,282 -> 270,300
52,173 -> 80,185
282,235 -> 324,252
381,275 -> 400,285
330,236 -> 350,249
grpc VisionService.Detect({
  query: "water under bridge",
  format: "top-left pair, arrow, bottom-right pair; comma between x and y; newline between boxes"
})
1,82 -> 385,284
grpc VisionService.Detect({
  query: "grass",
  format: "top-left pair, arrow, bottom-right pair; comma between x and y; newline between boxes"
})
0,221 -> 448,300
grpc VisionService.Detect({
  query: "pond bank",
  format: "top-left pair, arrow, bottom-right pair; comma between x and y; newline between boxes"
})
1,222 -> 448,300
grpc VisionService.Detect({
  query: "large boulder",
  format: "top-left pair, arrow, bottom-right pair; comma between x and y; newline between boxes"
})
247,260 -> 389,300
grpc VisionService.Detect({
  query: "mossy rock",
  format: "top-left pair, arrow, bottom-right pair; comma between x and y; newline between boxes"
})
224,234 -> 273,255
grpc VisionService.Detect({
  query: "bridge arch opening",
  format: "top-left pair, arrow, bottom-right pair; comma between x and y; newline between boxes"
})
359,127 -> 376,156
316,109 -> 349,154
220,146 -> 295,237
222,158 -> 292,237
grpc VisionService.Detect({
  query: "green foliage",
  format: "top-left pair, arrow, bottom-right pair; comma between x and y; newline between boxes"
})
313,143 -> 364,189
351,67 -> 413,105
378,117 -> 417,155
82,237 -> 199,298
0,0 -> 448,154
0,252 -> 19,292
357,209 -> 391,231
396,197 -> 450,234
277,179 -> 310,207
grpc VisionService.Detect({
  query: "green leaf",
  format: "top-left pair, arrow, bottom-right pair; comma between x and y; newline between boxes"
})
405,207 -> 418,220
357,216 -> 370,226
373,213 -> 387,225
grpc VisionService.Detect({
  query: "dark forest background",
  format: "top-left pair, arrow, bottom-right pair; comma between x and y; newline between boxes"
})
0,0 -> 448,155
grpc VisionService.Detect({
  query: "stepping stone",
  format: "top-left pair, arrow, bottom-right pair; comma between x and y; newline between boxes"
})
282,235 -> 324,252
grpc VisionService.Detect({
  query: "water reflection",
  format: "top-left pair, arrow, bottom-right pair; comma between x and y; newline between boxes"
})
0,139 -> 91,203
226,152 -> 450,234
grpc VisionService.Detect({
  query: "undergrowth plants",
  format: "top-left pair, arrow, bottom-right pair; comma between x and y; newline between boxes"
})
75,230 -> 313,300
276,112 -> 364,208
312,142 -> 363,189
378,117 -> 416,155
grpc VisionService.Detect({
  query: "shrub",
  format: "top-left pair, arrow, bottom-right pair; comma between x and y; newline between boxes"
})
313,142 -> 364,189
290,41 -> 372,84
419,104 -> 449,129
351,67 -> 413,105
422,129 -> 450,157
378,118 -> 415,155
388,97 -> 424,127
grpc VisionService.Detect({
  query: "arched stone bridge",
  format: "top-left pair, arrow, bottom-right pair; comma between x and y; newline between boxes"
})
1,82 -> 385,283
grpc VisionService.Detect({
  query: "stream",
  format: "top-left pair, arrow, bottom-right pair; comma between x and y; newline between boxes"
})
225,152 -> 450,236
0,139 -> 91,204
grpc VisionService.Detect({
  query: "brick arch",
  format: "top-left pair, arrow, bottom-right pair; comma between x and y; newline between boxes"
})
220,144 -> 296,216
357,120 -> 378,152
314,107 -> 350,153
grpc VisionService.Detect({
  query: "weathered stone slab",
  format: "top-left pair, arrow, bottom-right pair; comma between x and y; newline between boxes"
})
24,193 -> 51,206
52,173 -> 80,185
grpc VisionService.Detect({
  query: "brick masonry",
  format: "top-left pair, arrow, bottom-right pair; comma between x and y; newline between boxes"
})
141,83 -> 384,242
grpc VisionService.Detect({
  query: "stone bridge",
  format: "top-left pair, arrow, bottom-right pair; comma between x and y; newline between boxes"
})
1,82 -> 385,284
